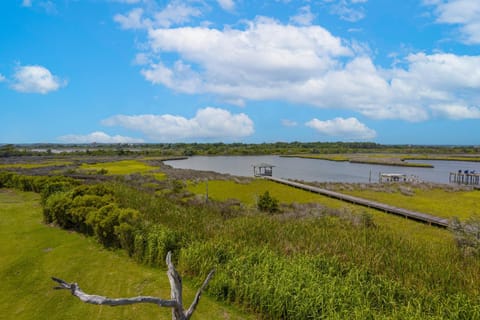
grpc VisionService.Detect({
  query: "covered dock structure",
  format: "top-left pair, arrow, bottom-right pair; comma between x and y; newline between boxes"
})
253,163 -> 275,177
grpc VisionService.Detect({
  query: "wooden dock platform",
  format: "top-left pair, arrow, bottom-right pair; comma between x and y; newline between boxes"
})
265,176 -> 450,228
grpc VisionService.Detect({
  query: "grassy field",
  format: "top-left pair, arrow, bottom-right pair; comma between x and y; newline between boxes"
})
188,178 -> 480,220
183,179 -> 480,318
0,160 -> 73,169
187,178 -> 466,244
79,160 -> 166,180
342,186 -> 480,221
3,156 -> 480,318
80,160 -> 158,175
189,179 -> 346,207
0,189 -> 252,320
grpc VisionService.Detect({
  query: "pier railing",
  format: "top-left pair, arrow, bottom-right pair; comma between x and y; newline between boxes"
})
265,176 -> 450,228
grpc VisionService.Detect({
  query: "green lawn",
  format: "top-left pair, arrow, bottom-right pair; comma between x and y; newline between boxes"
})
343,187 -> 480,221
0,189 -> 252,320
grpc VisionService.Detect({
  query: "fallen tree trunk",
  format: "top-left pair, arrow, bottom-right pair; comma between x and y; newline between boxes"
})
52,251 -> 215,320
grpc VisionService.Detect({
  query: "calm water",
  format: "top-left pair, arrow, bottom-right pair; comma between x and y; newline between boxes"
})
164,156 -> 480,184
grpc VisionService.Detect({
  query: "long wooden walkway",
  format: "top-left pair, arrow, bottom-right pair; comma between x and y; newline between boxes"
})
265,176 -> 450,228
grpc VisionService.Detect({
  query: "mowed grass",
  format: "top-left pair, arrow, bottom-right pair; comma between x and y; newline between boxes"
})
0,189 -> 252,320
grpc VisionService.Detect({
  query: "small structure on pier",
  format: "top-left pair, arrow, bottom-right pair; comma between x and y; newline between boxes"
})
449,170 -> 480,185
253,163 -> 275,177
379,173 -> 407,183
379,173 -> 421,183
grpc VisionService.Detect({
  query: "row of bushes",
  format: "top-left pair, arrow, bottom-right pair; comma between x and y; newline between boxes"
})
1,172 -> 185,267
43,184 -> 139,249
0,171 -> 78,204
42,182 -> 186,265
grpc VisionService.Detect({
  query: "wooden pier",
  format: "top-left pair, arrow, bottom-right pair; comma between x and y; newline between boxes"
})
265,176 -> 449,228
449,171 -> 480,185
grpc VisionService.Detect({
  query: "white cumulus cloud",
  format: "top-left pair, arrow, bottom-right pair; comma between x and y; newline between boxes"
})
58,131 -> 144,143
102,107 -> 254,141
139,17 -> 480,121
11,65 -> 65,94
290,5 -> 315,26
327,0 -> 367,22
114,8 -> 148,30
115,1 -> 203,30
427,0 -> 480,44
430,104 -> 480,119
0,74 -> 6,82
217,0 -> 235,11
143,17 -> 352,97
306,117 -> 376,140
114,5 -> 480,122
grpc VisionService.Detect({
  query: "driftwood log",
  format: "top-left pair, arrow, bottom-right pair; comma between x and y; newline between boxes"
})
52,252 -> 215,320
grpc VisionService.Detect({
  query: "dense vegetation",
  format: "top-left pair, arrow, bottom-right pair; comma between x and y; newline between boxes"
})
2,141 -> 480,157
2,165 -> 480,319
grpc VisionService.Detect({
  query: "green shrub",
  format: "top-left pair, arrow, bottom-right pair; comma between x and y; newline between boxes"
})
114,208 -> 141,255
43,191 -> 73,226
69,194 -> 113,234
257,191 -> 279,213
87,204 -> 122,247
40,179 -> 78,205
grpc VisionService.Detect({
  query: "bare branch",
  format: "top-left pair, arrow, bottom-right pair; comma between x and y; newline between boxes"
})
185,269 -> 216,319
166,251 -> 185,319
52,252 -> 215,320
51,277 -> 177,308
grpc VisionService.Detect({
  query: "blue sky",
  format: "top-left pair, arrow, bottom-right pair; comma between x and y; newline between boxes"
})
1,0 -> 480,144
